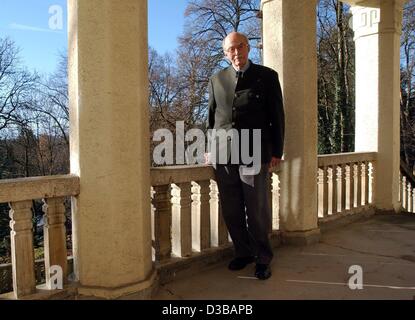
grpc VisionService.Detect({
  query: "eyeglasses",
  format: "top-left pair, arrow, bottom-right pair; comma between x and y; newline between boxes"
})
224,42 -> 248,53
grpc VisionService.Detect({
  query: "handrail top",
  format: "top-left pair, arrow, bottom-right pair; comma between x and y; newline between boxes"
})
0,151 -> 379,201
318,152 -> 377,166
151,164 -> 281,186
0,174 -> 80,204
151,165 -> 215,186
0,174 -> 79,185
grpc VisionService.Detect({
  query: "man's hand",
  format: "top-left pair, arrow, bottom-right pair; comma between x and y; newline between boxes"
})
269,157 -> 282,172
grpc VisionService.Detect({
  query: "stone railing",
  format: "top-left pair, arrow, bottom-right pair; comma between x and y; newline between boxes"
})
317,152 -> 377,220
150,165 -> 281,263
399,160 -> 415,213
0,175 -> 79,299
150,153 -> 379,264
0,152 -> 383,297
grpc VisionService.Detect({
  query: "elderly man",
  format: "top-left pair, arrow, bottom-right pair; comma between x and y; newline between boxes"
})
206,32 -> 285,280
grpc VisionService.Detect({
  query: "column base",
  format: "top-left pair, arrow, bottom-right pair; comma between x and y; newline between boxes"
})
281,228 -> 320,246
375,206 -> 402,215
76,269 -> 158,300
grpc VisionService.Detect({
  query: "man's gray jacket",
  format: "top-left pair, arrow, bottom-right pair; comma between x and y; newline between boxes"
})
207,61 -> 285,165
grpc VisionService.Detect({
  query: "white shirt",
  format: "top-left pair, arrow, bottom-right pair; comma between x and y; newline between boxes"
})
232,60 -> 251,76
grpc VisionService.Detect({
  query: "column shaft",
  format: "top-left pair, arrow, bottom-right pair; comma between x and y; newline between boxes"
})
68,0 -> 154,297
351,0 -> 403,212
262,0 -> 320,244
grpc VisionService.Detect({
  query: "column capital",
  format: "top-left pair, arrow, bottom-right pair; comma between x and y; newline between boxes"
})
343,0 -> 406,7
261,0 -> 318,11
260,0 -> 273,11
351,1 -> 404,40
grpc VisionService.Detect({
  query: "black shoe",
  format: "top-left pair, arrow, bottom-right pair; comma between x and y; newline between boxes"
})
228,256 -> 255,271
255,263 -> 272,280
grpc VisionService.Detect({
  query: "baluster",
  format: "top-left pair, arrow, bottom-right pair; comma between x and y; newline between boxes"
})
272,173 -> 280,230
150,187 -> 155,261
330,165 -> 338,215
341,164 -> 347,212
318,168 -> 326,218
267,172 -> 273,232
42,197 -> 68,287
412,186 -> 415,213
152,184 -> 172,261
172,182 -> 192,257
9,200 -> 36,298
402,176 -> 407,210
398,172 -> 402,202
317,168 -> 323,218
210,180 -> 228,247
356,162 -> 362,207
350,163 -> 356,208
364,162 -> 370,206
407,182 -> 412,213
192,180 -> 211,252
346,164 -> 352,210
369,162 -> 375,204
321,167 -> 329,217
361,162 -> 366,205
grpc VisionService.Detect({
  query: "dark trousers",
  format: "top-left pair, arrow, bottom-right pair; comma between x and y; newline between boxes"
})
214,164 -> 273,264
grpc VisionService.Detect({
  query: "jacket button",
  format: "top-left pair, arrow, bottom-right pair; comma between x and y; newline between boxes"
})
232,107 -> 236,111
232,122 -> 235,126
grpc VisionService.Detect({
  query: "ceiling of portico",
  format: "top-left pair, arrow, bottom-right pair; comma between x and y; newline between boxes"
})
341,0 -> 408,7
261,0 -> 408,9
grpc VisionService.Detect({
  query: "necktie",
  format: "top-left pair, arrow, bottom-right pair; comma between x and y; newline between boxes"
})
236,71 -> 243,79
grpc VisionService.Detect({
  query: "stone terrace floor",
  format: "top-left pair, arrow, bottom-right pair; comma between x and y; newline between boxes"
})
151,214 -> 415,300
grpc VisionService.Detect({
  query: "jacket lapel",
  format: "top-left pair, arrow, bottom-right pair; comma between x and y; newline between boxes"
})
217,66 -> 238,110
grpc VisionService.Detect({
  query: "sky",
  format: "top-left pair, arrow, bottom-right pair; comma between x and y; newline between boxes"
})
0,0 -> 188,74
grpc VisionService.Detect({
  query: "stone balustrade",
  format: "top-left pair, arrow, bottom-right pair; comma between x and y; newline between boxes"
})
399,161 -> 415,214
317,152 -> 377,220
150,165 -> 281,263
3,152 -> 410,298
0,175 -> 79,298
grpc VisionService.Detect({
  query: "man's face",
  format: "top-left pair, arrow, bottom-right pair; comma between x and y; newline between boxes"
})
223,34 -> 250,70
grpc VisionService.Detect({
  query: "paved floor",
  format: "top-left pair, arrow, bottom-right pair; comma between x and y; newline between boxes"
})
153,214 -> 415,300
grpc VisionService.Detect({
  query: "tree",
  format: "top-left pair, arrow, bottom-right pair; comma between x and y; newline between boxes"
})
0,49 -> 69,179
401,0 -> 415,171
317,0 -> 355,154
184,0 -> 262,69
149,47 -> 183,132
0,37 -> 38,132
31,53 -> 69,146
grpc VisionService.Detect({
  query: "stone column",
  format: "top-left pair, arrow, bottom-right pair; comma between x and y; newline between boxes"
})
350,0 -> 404,213
261,0 -> 320,245
68,0 -> 155,298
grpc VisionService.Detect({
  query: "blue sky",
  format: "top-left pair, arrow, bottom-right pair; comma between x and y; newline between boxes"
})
0,0 -> 188,74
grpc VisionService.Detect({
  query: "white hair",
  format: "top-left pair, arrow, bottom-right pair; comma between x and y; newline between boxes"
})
222,32 -> 250,52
